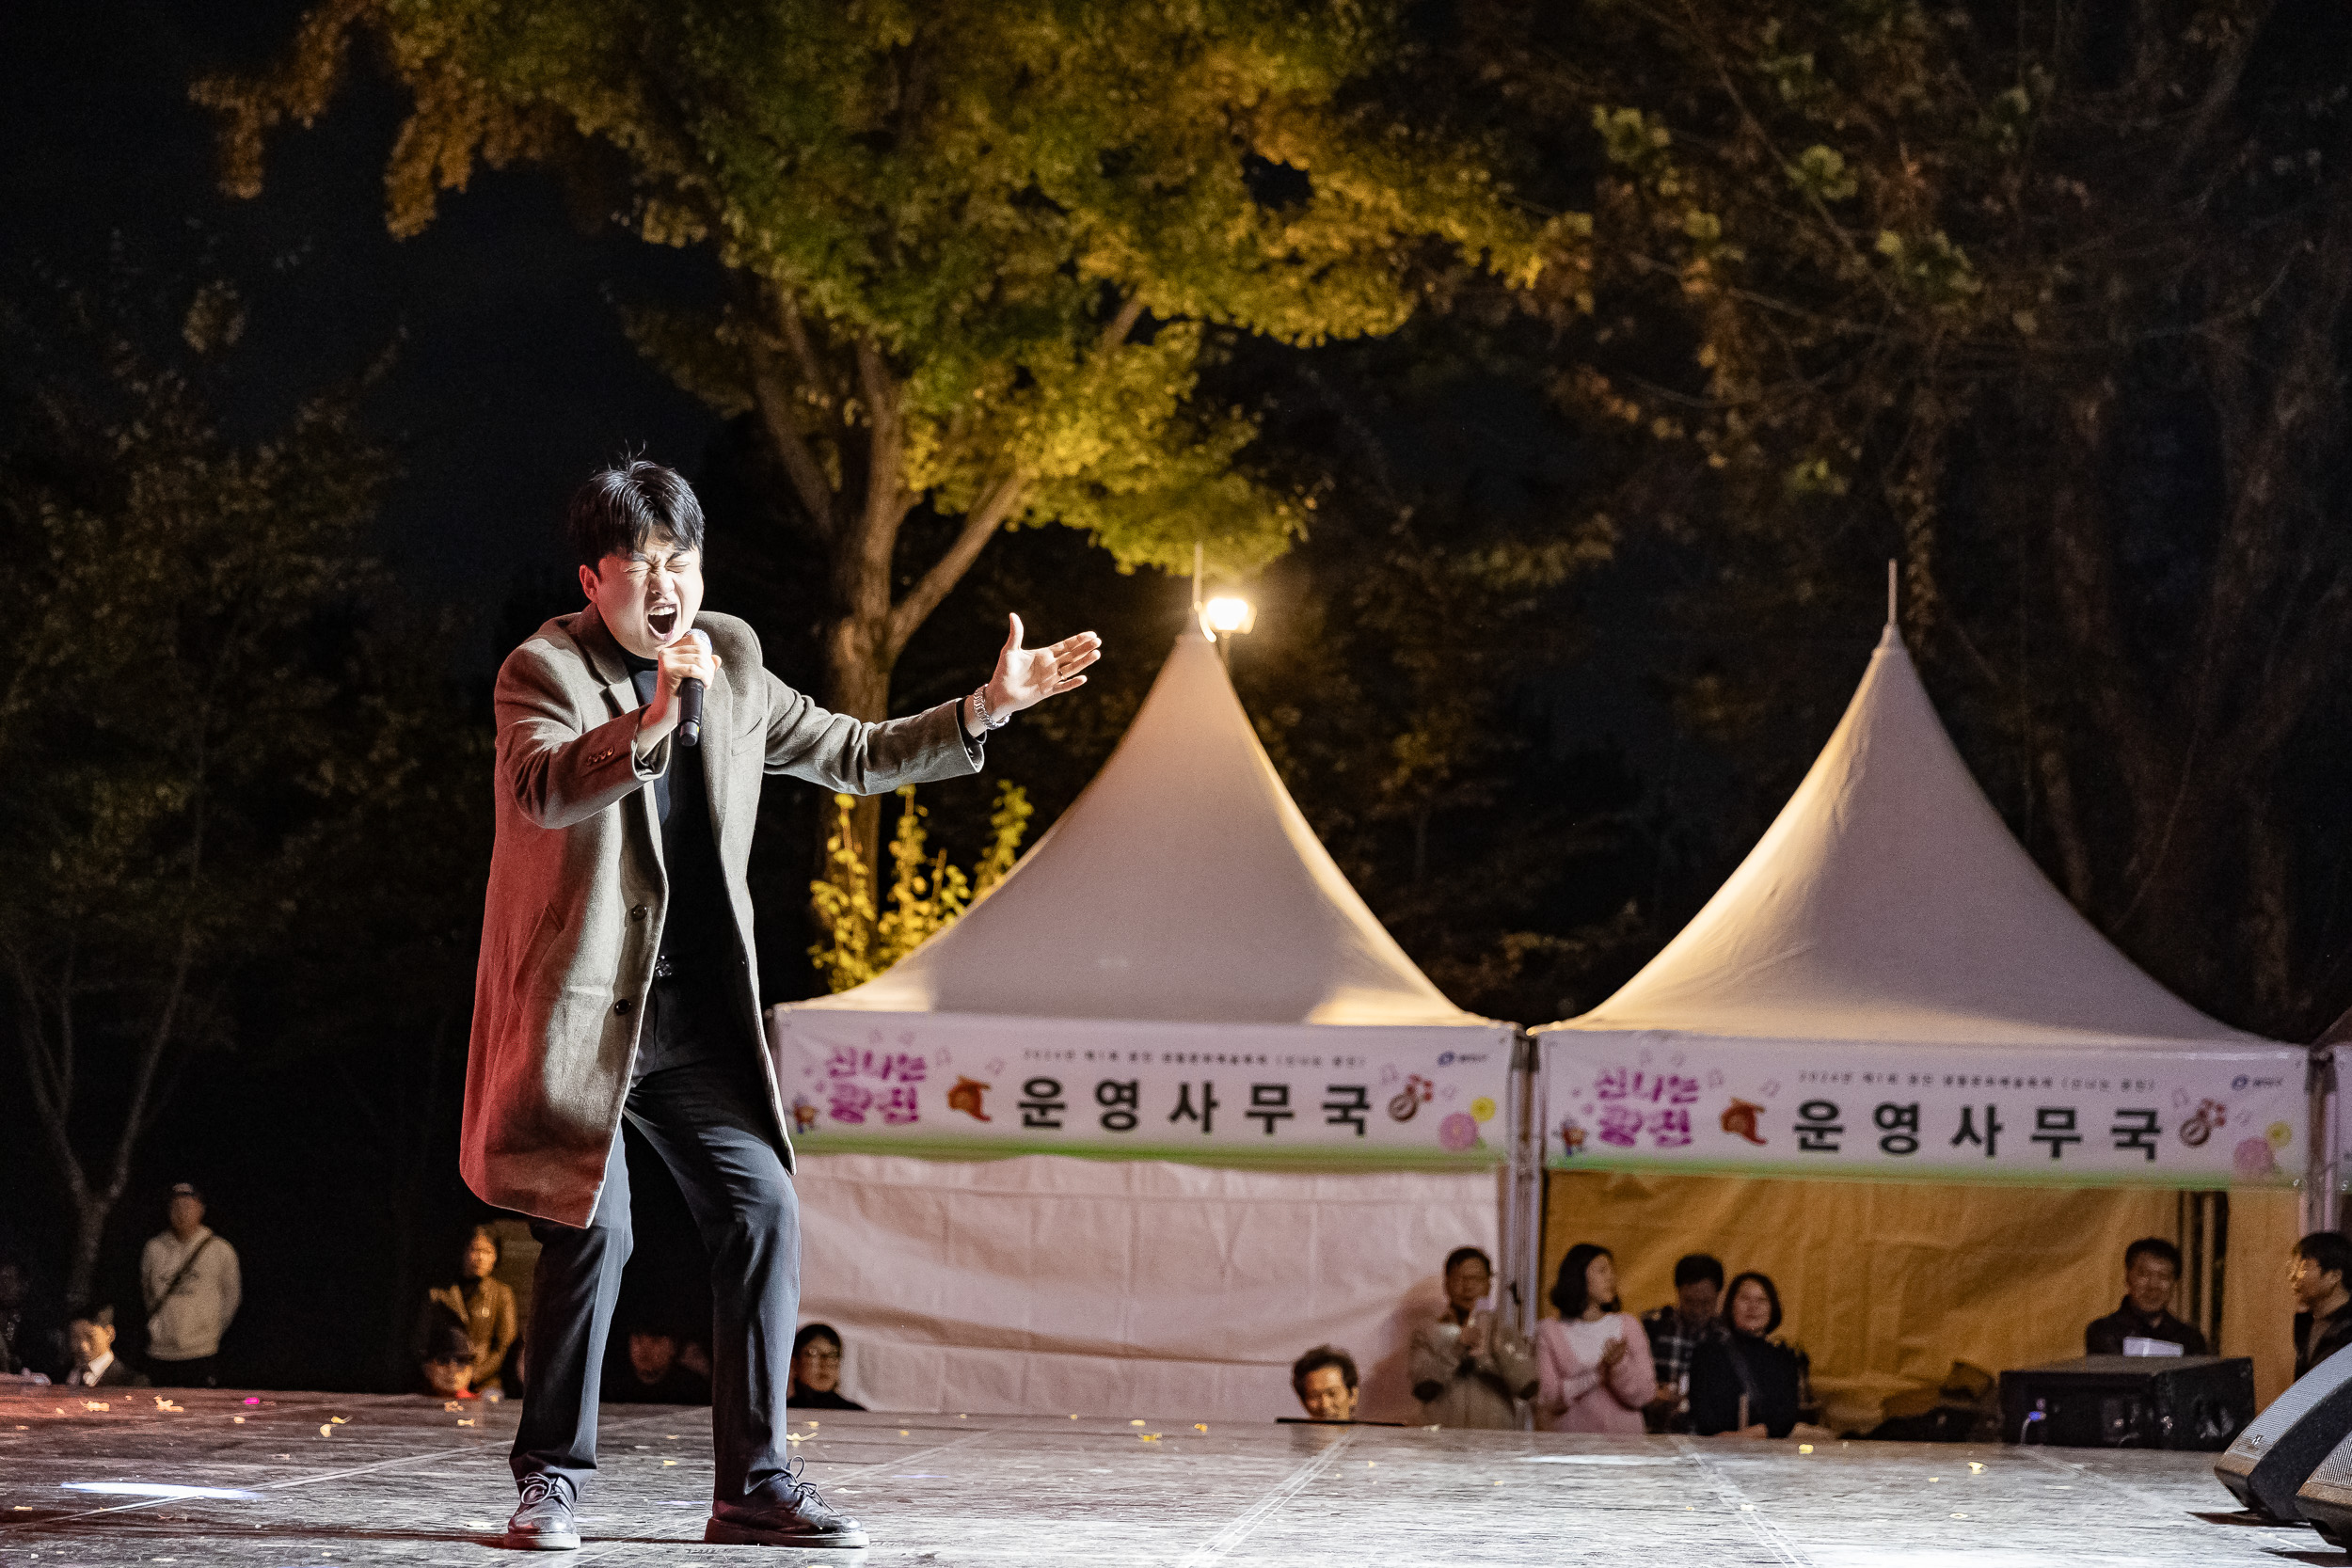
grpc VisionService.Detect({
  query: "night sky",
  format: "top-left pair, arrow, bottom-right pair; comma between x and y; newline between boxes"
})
8,0 -> 727,671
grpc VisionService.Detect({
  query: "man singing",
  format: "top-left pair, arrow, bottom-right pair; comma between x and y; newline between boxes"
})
465,461 -> 1099,1550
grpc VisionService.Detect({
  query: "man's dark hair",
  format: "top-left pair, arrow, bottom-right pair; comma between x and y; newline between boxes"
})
568,460 -> 706,570
2297,1231 -> 2352,1281
793,1323 -> 844,1358
421,1308 -> 472,1365
2123,1237 -> 2182,1275
1550,1243 -> 1619,1317
1723,1271 -> 1785,1337
1443,1246 -> 1492,1277
1674,1253 -> 1725,1290
1291,1343 -> 1359,1396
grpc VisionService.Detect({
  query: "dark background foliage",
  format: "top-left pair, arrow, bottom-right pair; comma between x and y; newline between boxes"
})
4,0 -> 2346,1390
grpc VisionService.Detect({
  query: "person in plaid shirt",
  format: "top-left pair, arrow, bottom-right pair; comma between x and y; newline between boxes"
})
1640,1254 -> 1724,1433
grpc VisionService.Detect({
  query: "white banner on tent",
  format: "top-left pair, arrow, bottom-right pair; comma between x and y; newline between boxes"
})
1541,1032 -> 2307,1186
771,1007 -> 1515,1165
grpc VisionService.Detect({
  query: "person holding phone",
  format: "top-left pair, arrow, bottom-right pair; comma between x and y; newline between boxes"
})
1534,1243 -> 1656,1433
1409,1246 -> 1536,1429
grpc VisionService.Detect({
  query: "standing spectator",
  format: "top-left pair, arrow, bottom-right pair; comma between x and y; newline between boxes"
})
1409,1246 -> 1536,1429
2294,1231 -> 2352,1380
1534,1243 -> 1655,1433
1641,1253 -> 1725,1432
62,1307 -> 148,1389
417,1227 -> 519,1398
789,1324 -> 866,1411
140,1182 -> 240,1387
0,1259 -> 37,1378
2084,1238 -> 2209,1356
1689,1272 -> 1803,1438
607,1328 -> 713,1405
1291,1345 -> 1360,1421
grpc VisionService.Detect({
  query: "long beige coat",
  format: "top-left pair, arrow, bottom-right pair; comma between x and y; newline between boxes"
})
461,606 -> 979,1226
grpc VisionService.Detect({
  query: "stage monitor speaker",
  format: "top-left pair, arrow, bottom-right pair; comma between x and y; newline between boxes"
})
2296,1428 -> 2352,1544
2000,1354 -> 2253,1452
2218,1346 -> 2352,1520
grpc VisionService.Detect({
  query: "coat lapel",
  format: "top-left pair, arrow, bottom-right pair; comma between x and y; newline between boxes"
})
570,606 -> 664,872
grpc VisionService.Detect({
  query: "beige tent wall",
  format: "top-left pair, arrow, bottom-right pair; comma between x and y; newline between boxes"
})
2219,1186 -> 2302,1411
1545,1170 -> 2295,1432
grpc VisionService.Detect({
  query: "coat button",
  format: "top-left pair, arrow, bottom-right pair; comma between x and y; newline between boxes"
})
613,997 -> 632,1016
629,905 -> 647,922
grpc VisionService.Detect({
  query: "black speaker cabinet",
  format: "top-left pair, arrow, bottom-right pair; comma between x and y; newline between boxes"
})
2217,1344 -> 2352,1520
2297,1430 -> 2352,1544
2000,1355 -> 2253,1451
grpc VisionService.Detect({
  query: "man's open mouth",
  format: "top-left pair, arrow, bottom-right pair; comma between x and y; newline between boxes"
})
647,604 -> 679,639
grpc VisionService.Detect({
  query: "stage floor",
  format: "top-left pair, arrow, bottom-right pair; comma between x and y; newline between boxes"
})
0,1386 -> 2336,1566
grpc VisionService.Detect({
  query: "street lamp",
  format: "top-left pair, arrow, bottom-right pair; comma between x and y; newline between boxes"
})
1201,595 -> 1256,637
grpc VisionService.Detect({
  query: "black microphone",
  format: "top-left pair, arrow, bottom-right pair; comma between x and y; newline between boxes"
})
679,627 -> 709,748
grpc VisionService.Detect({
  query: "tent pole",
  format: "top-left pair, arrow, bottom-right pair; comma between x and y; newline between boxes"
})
1887,558 -> 1898,627
1504,1029 -> 1545,1349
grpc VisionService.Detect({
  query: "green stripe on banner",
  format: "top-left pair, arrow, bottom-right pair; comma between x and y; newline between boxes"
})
791,1133 -> 1506,1169
1543,1154 -> 2274,1190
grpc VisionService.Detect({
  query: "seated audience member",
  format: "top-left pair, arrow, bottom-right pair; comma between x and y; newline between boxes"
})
607,1328 -> 713,1405
1291,1345 -> 1361,1422
1689,1272 -> 1803,1438
1534,1243 -> 1656,1433
416,1226 -> 518,1398
420,1314 -> 477,1398
1641,1253 -> 1725,1432
2294,1231 -> 2352,1380
788,1323 -> 866,1411
1410,1246 -> 1537,1430
63,1307 -> 148,1389
2084,1237 -> 2208,1356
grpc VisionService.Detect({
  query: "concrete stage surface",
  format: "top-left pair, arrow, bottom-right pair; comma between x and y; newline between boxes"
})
0,1388 -> 2338,1566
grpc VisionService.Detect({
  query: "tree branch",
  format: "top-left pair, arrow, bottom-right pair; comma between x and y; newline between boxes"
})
746,334 -> 839,535
1099,293 -> 1147,354
884,473 -> 1029,662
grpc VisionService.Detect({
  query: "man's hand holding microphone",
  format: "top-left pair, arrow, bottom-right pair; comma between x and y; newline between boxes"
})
633,628 -> 718,759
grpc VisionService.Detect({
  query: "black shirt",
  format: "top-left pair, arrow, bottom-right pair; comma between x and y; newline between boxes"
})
624,655 -> 739,1075
789,1386 -> 867,1411
2084,1298 -> 2209,1357
1689,1332 -> 1803,1438
2297,1300 -> 2352,1380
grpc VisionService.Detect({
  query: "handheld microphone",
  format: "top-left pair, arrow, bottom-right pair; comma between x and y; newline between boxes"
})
679,628 -> 709,748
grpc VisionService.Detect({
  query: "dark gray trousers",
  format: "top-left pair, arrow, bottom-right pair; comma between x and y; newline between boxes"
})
510,980 -> 800,1507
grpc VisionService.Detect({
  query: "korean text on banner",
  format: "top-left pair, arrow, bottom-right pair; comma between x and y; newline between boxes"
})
771,1009 -> 1514,1165
1541,1034 -> 2304,1186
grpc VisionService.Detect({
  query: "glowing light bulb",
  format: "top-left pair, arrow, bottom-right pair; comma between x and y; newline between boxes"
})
1201,596 -> 1256,635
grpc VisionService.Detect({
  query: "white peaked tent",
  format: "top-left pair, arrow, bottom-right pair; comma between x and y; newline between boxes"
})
803,626 -> 1478,1026
1532,620 -> 2311,1422
771,625 -> 1517,1422
1559,621 -> 2297,1055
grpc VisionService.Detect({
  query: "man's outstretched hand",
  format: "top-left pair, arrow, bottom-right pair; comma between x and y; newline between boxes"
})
967,614 -> 1101,735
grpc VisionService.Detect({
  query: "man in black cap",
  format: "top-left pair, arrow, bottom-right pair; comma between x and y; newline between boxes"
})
140,1182 -> 241,1387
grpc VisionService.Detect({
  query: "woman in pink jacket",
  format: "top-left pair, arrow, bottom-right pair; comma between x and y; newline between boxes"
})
1534,1243 -> 1656,1433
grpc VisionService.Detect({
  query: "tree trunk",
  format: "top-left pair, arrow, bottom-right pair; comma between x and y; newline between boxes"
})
64,1196 -> 113,1319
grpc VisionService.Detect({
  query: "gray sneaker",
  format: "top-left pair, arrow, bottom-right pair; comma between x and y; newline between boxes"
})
504,1473 -> 581,1551
705,1461 -> 869,1548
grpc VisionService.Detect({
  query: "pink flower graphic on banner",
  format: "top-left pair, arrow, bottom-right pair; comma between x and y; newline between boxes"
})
2234,1136 -> 2278,1178
1438,1113 -> 1478,1152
